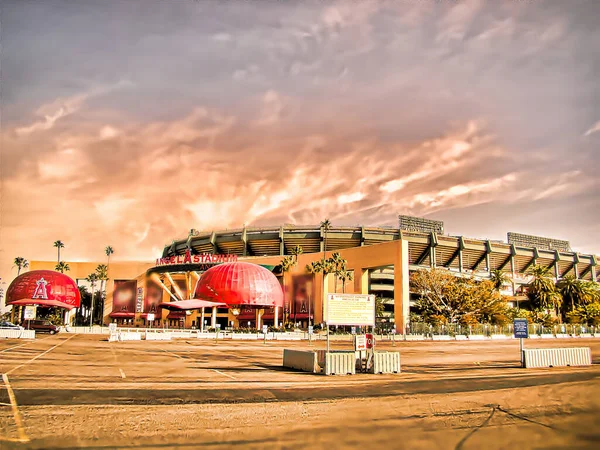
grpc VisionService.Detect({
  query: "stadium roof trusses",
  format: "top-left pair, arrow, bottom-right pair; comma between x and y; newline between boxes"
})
162,226 -> 599,282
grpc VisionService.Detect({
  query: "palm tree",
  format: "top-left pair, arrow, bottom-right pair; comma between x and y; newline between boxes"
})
53,240 -> 65,263
13,257 -> 29,276
279,255 -> 295,325
490,269 -> 509,291
329,252 -> 345,293
96,264 -> 108,322
55,261 -> 70,273
105,246 -> 114,267
320,219 -> 332,310
527,264 -> 563,320
339,269 -> 353,293
290,245 -> 303,264
86,273 -> 99,328
557,276 -> 587,312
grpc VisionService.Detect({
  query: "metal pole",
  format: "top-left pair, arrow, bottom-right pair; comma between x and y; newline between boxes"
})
326,322 -> 330,354
520,337 -> 524,367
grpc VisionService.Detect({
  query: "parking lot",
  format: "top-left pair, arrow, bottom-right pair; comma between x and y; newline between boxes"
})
1,335 -> 599,449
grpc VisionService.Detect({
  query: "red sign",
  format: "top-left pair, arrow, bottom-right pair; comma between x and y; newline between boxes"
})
366,333 -> 375,349
155,249 -> 238,267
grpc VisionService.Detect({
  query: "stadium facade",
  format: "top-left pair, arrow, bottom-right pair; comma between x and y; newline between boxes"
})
25,217 -> 599,332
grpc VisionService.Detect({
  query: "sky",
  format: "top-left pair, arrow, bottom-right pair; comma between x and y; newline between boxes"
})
1,0 -> 599,287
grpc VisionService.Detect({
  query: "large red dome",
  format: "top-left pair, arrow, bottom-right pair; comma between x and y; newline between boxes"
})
195,262 -> 283,307
6,270 -> 81,310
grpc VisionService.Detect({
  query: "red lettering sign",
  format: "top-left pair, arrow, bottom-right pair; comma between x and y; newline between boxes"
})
154,252 -> 238,267
366,333 -> 375,349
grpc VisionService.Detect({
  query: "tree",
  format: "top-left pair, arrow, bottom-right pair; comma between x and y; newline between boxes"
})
279,255 -> 296,324
338,269 -> 353,293
55,261 -> 70,273
104,246 -> 114,324
290,245 -> 303,263
527,265 -> 563,320
86,273 -> 99,328
557,275 -> 586,312
490,269 -> 509,291
95,264 -> 109,322
411,269 -> 508,325
53,240 -> 65,263
13,257 -> 29,276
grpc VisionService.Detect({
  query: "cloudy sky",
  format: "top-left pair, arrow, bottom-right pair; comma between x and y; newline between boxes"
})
1,0 -> 599,283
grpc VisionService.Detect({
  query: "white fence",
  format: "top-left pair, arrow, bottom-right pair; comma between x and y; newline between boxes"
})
523,348 -> 592,368
0,328 -> 36,339
324,352 -> 356,376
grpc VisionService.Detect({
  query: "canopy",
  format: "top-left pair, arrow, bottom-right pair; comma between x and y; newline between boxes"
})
195,262 -> 284,308
158,299 -> 225,311
6,270 -> 81,310
109,312 -> 135,318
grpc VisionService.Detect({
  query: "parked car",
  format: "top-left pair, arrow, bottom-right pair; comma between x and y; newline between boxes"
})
21,319 -> 60,334
0,321 -> 24,330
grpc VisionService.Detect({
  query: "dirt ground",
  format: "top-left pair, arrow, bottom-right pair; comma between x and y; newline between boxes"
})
1,335 -> 599,449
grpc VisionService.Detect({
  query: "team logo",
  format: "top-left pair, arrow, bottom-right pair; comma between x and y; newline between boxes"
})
32,278 -> 49,299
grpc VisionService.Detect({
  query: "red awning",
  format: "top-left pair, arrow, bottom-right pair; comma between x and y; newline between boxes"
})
109,312 -> 135,318
167,311 -> 186,319
159,299 -> 225,311
8,298 -> 76,310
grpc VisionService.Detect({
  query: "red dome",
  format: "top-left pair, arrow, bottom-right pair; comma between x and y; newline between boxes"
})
195,262 -> 283,307
6,270 -> 81,310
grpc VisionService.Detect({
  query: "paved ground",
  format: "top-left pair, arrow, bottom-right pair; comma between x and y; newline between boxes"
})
0,335 -> 599,449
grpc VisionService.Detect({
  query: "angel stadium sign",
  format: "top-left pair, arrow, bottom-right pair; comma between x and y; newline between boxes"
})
155,249 -> 238,266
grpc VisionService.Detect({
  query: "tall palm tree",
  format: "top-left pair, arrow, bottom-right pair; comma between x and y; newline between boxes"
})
490,269 -> 509,291
280,255 -> 295,324
86,273 -> 99,328
527,264 -> 563,320
320,219 -> 332,313
105,246 -> 114,267
13,257 -> 29,276
55,261 -> 70,273
53,240 -> 65,263
557,276 -> 586,312
96,264 -> 108,322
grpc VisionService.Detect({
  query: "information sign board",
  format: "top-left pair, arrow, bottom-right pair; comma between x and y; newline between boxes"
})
24,306 -> 37,320
366,333 -> 375,349
262,325 -> 268,334
146,313 -> 155,322
325,294 -> 375,326
354,335 -> 367,351
513,318 -> 529,339
308,326 -> 313,335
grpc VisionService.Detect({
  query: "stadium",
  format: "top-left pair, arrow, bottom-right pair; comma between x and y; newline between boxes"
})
14,216 -> 600,331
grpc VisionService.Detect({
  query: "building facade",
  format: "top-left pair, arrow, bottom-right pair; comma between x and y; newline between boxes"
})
26,223 -> 599,331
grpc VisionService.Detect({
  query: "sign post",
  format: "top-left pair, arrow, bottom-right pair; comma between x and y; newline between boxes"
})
147,313 -> 155,329
308,325 -> 313,346
513,318 -> 529,367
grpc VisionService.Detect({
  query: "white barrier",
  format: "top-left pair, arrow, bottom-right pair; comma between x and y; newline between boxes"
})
523,347 -> 592,368
555,334 -> 570,339
404,335 -> 426,341
170,331 -> 194,339
197,333 -> 218,339
274,333 -> 303,341
432,335 -> 452,341
372,351 -> 401,374
0,329 -> 36,339
145,332 -> 172,341
231,334 -> 259,340
117,332 -> 142,341
282,349 -> 318,373
324,352 -> 355,375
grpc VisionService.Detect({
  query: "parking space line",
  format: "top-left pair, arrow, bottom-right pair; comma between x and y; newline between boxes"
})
1,374 -> 29,443
4,335 -> 76,376
213,369 -> 236,380
0,335 -> 53,353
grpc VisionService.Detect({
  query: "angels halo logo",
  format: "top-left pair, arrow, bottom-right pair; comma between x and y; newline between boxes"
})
32,278 -> 49,300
